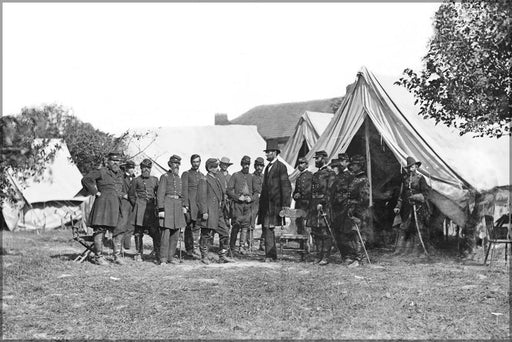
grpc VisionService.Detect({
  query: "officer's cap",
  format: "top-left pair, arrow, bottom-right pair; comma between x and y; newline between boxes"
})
168,155 -> 181,164
140,159 -> 152,168
205,158 -> 219,171
241,155 -> 251,165
254,157 -> 265,166
338,153 -> 350,162
314,150 -> 328,158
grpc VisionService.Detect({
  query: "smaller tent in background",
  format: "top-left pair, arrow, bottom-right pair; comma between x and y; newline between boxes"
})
2,139 -> 89,231
281,111 -> 334,167
125,125 -> 294,177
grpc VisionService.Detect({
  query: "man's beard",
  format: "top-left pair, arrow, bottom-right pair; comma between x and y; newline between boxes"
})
266,155 -> 275,162
171,166 -> 180,175
109,164 -> 120,173
315,160 -> 324,168
141,170 -> 151,178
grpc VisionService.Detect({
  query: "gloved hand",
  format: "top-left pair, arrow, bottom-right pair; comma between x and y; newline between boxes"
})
96,192 -> 102,197
158,212 -> 165,218
238,195 -> 245,202
202,213 -> 209,220
245,196 -> 252,203
393,207 -> 400,214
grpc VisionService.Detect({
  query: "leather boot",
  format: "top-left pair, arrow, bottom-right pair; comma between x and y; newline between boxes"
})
134,235 -> 143,261
393,232 -> 406,256
113,235 -> 125,265
219,249 -> 235,263
239,227 -> 248,255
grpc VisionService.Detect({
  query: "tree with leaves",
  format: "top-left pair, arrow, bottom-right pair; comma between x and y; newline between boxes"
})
397,0 -> 511,138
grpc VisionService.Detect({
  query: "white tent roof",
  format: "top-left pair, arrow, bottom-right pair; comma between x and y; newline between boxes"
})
297,67 -> 509,226
281,111 -> 334,166
125,125 -> 294,176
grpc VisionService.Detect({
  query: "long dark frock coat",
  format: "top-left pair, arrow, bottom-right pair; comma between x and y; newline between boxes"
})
257,159 -> 292,227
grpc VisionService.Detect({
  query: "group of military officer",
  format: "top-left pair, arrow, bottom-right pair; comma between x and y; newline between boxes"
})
82,144 -> 429,267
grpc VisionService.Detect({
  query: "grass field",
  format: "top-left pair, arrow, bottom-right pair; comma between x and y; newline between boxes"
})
1,229 -> 510,340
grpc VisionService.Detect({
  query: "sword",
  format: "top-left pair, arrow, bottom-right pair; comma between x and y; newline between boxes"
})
412,204 -> 429,257
318,208 -> 342,258
348,214 -> 371,264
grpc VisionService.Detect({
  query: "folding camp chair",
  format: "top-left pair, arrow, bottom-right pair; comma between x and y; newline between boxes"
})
278,208 -> 310,261
483,213 -> 512,266
72,221 -> 96,263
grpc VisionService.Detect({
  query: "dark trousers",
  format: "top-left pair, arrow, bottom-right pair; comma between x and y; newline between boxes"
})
263,226 -> 277,259
160,228 -> 179,262
134,225 -> 161,254
184,220 -> 201,252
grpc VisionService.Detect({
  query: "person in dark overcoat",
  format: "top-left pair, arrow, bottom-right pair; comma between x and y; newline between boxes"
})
128,158 -> 160,261
81,152 -> 126,265
227,155 -> 255,255
182,154 -> 204,259
197,158 -> 235,264
393,156 -> 431,257
249,157 -> 264,250
307,150 -> 336,265
258,141 -> 292,261
157,155 -> 187,265
120,160 -> 136,255
293,157 -> 313,235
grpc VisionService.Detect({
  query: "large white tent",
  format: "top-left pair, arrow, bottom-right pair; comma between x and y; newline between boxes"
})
280,111 -> 334,167
296,67 -> 509,228
2,140 -> 88,230
125,125 -> 294,176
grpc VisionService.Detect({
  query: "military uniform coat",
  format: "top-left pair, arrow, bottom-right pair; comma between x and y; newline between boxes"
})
197,173 -> 228,235
251,171 -> 263,224
307,166 -> 336,228
331,169 -> 355,234
157,171 -> 186,229
293,170 -> 313,211
346,171 -> 370,235
227,170 -> 255,224
257,159 -> 292,227
396,172 -> 430,225
182,169 -> 204,221
129,175 -> 159,227
82,167 -> 123,228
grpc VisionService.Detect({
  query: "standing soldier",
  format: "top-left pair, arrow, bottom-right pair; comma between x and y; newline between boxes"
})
81,152 -> 126,265
227,155 -> 255,255
120,160 -> 136,256
258,141 -> 292,262
197,158 -> 235,264
250,157 -> 265,251
307,150 -> 336,265
330,153 -> 353,262
216,157 -> 233,251
393,156 -> 431,257
293,157 -> 313,252
345,154 -> 370,267
182,154 -> 204,259
128,159 -> 160,262
157,155 -> 187,265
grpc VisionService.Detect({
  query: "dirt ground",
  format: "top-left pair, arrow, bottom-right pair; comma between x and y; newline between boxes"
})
1,229 -> 510,340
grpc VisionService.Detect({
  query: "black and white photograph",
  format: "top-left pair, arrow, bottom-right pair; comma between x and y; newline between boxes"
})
1,1 -> 510,340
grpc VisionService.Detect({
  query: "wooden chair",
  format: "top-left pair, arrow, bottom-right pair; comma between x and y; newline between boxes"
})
72,221 -> 96,263
483,213 -> 512,266
278,208 -> 310,261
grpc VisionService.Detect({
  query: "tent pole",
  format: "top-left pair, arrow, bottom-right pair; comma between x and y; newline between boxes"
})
364,116 -> 374,236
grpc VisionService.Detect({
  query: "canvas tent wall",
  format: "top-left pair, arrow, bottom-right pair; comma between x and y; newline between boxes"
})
297,67 -> 509,232
2,139 -> 88,231
125,125 -> 294,177
281,111 -> 334,167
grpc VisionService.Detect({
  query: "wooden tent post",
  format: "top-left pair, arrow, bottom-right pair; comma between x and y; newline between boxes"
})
364,116 -> 374,234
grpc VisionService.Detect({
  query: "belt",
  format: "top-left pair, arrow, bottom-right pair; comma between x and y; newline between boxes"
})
166,195 -> 180,199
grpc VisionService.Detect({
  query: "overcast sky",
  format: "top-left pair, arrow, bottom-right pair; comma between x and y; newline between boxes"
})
3,2 -> 440,135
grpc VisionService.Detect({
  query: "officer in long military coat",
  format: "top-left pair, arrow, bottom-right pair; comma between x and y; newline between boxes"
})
307,150 -> 336,265
330,153 -> 353,261
293,157 -> 313,235
258,141 -> 292,261
81,152 -> 126,265
157,155 -> 187,265
393,156 -> 431,256
345,154 -> 370,267
227,155 -> 255,254
182,154 -> 204,259
197,158 -> 235,264
128,158 -> 160,261
250,157 -> 264,250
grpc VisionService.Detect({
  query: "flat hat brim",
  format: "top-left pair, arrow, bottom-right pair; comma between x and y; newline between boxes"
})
406,161 -> 422,168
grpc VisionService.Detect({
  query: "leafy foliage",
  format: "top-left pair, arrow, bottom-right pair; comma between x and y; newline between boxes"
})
396,0 -> 511,137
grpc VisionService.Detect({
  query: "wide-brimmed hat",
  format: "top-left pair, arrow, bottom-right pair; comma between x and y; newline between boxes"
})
314,150 -> 328,158
349,154 -> 365,166
254,157 -> 265,166
107,152 -> 122,161
219,157 -> 233,165
140,159 -> 152,168
264,140 -> 280,153
406,156 -> 421,168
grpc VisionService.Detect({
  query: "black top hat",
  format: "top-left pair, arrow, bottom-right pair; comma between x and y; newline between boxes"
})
406,156 -> 421,168
264,140 -> 280,153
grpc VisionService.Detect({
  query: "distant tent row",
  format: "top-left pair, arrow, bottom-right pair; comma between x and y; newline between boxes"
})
291,67 -> 509,239
2,140 -> 89,231
125,125 -> 294,177
281,111 -> 334,167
